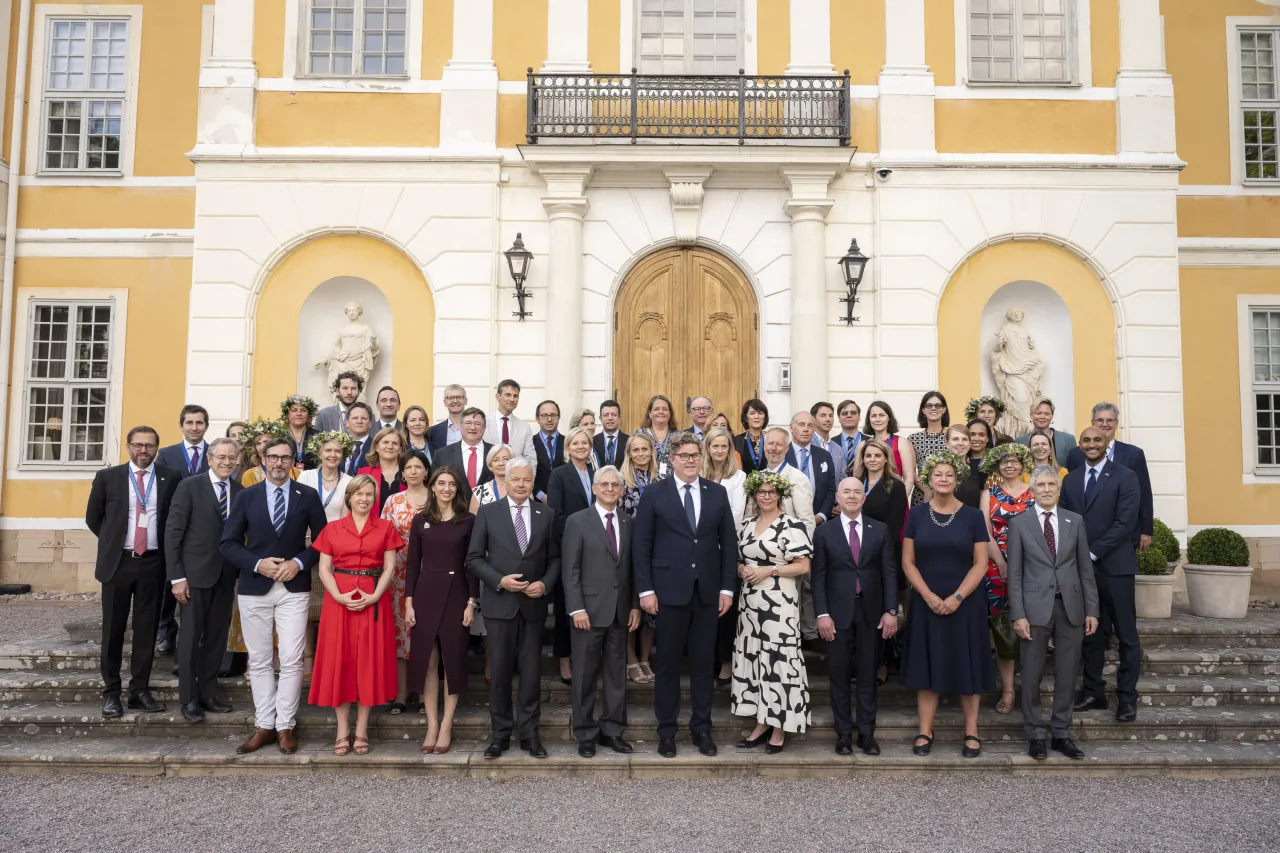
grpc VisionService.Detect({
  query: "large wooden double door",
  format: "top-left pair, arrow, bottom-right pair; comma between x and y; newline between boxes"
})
613,247 -> 758,432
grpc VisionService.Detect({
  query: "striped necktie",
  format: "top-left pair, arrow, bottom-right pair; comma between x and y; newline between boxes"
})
271,485 -> 286,535
217,481 -> 228,520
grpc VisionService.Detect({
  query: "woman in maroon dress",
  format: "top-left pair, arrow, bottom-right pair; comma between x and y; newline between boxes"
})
309,474 -> 405,756
405,466 -> 476,754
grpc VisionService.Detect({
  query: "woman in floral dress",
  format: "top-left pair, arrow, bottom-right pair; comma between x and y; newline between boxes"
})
981,442 -> 1035,714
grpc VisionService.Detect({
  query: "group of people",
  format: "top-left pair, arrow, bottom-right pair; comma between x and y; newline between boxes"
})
85,370 -> 1153,761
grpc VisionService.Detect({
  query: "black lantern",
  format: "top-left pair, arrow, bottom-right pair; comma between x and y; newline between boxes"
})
837,238 -> 869,325
504,232 -> 534,320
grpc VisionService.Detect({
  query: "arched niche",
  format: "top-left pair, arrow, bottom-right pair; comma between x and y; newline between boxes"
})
297,277 -> 394,404
979,281 -> 1076,433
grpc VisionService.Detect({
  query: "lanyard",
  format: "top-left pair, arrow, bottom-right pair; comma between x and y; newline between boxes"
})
130,467 -> 155,509
636,471 -> 650,495
541,432 -> 556,462
319,474 -> 341,508
745,434 -> 764,468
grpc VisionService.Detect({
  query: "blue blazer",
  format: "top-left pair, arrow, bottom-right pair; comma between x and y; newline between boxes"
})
632,476 -> 737,608
1060,460 -> 1140,577
785,443 -> 837,520
219,480 -> 328,596
1066,440 -> 1152,540
428,419 -> 453,453
156,442 -> 209,479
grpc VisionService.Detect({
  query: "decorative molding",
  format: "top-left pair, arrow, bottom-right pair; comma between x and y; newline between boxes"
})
664,167 -> 714,245
1180,238 -> 1280,268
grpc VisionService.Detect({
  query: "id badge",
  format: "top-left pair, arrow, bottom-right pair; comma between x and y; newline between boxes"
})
137,516 -> 149,530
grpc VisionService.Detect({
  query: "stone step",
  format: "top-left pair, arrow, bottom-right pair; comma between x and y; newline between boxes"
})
2,735 -> 1279,780
4,700 -> 1279,744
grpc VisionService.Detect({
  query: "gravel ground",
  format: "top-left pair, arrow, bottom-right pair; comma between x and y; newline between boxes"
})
0,599 -> 99,644
2,775 -> 1277,853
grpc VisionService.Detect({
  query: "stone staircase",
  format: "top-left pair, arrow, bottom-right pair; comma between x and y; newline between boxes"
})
2,606 -> 1280,779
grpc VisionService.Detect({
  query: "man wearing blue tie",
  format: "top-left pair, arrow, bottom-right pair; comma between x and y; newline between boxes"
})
832,399 -> 865,477
155,404 -> 213,653
593,400 -> 627,469
342,403 -> 375,476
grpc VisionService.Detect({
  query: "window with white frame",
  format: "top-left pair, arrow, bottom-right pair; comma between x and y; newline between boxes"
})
307,0 -> 406,76
23,302 -> 113,465
42,19 -> 128,172
637,0 -> 741,75
1240,29 -> 1279,182
1254,308 -> 1280,469
968,0 -> 1074,84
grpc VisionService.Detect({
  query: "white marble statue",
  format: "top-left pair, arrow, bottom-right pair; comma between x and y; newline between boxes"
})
314,301 -> 380,397
990,307 -> 1044,438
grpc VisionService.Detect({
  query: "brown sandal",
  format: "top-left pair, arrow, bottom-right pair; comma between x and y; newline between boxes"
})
995,693 -> 1015,714
353,735 -> 370,755
334,735 -> 351,756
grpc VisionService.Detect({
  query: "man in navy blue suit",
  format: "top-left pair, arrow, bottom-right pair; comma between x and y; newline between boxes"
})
1066,402 -> 1152,552
633,433 -> 737,758
429,383 -> 468,450
154,404 -> 212,653
1062,427 -> 1142,723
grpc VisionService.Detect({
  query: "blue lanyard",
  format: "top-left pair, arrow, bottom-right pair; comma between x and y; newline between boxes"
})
319,474 -> 340,508
746,434 -> 764,468
541,432 -> 556,462
130,467 -> 155,508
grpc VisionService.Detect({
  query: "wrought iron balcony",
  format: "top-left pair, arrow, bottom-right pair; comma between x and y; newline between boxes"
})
526,69 -> 851,145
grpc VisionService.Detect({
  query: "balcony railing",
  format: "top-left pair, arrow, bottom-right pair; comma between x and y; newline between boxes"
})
526,69 -> 851,145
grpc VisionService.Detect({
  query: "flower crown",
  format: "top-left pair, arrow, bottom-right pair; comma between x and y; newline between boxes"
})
305,429 -> 354,461
918,448 -> 971,483
744,470 -> 794,500
280,394 -> 319,421
240,416 -> 287,445
964,395 -> 1007,421
980,442 -> 1035,477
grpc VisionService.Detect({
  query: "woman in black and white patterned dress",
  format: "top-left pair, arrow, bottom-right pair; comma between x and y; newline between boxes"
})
732,471 -> 814,753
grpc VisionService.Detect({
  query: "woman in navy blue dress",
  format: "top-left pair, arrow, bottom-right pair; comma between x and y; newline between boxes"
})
900,449 -> 993,759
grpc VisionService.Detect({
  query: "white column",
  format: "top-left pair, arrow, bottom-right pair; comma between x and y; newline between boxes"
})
543,0 -> 590,73
541,167 -> 593,410
786,0 -> 834,75
196,0 -> 257,146
878,0 -> 934,156
1115,0 -> 1175,155
783,167 -> 837,410
441,0 -> 498,150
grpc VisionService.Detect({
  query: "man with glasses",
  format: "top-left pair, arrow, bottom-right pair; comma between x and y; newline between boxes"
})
532,399 -> 564,502
85,426 -> 181,719
832,399 -> 864,477
429,384 -> 469,449
164,437 -> 243,724
220,437 -> 327,755
688,396 -> 714,440
1064,402 -> 1153,551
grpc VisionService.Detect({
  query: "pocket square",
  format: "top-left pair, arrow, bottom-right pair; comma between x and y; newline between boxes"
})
820,462 -> 828,473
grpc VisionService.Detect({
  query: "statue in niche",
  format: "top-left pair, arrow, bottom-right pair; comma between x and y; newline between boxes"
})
315,301 -> 380,398
990,307 -> 1044,438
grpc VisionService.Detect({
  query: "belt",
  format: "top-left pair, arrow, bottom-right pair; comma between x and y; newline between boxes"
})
333,567 -> 382,620
124,549 -> 158,559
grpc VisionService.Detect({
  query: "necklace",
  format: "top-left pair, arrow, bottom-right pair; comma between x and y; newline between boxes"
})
928,501 -> 960,527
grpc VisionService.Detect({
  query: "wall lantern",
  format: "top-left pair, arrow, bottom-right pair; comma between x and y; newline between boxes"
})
504,232 -> 534,320
837,238 -> 869,325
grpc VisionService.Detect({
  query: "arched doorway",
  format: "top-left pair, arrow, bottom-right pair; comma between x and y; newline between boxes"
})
613,247 -> 758,431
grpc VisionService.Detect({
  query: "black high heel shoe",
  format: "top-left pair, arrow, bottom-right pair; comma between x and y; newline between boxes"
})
765,737 -> 785,754
736,727 -> 773,749
962,735 -> 982,758
912,733 -> 934,756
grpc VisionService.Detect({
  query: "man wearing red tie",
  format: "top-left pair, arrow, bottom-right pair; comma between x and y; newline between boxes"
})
434,407 -> 494,504
484,379 -> 537,475
155,404 -> 212,653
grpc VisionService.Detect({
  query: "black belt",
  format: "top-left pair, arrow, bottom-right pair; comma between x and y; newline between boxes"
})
124,549 -> 158,559
333,567 -> 382,619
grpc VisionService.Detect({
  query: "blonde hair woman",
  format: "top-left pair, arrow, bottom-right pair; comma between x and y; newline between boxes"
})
1026,431 -> 1067,483
619,431 -> 664,683
703,426 -> 747,687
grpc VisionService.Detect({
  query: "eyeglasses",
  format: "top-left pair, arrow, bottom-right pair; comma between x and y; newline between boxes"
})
755,489 -> 779,498
128,442 -> 158,451
264,454 -> 293,463
673,452 -> 701,462
690,406 -> 712,414
596,481 -> 623,490
209,453 -> 238,463
444,395 -> 466,402
922,403 -> 945,410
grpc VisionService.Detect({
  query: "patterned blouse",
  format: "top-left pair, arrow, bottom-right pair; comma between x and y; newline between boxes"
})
910,430 -> 949,505
984,481 -> 1035,615
737,513 -> 814,569
620,467 -> 667,518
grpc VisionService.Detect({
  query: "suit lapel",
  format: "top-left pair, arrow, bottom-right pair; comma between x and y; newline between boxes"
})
586,508 -> 617,564
1085,461 -> 1112,509
1027,510 -> 1054,564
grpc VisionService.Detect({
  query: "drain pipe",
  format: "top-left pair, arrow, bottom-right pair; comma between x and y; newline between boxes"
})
0,0 -> 34,515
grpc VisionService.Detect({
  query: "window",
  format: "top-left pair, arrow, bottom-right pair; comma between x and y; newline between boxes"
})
23,302 -> 113,465
968,0 -> 1073,84
41,19 -> 128,172
307,0 -> 406,76
1254,308 -> 1280,469
637,0 -> 740,75
1240,30 -> 1279,181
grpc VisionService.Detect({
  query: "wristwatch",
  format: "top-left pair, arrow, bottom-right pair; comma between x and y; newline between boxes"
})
953,592 -> 964,603
771,568 -> 779,578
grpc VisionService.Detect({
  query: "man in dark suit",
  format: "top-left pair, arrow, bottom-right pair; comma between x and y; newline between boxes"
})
532,399 -> 564,502
562,466 -> 639,757
433,407 -> 494,504
85,425 -> 181,718
164,437 -> 242,723
373,385 -> 402,432
593,399 -> 627,469
1061,427 -> 1142,723
811,477 -> 898,756
219,437 -> 327,755
314,371 -> 363,433
1065,401 -> 1153,552
467,457 -> 560,759
154,404 -> 212,653
342,402 -> 375,476
633,433 -> 737,758
428,383 -> 468,450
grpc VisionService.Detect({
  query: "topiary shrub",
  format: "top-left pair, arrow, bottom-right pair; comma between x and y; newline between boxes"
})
1137,545 -> 1171,575
1152,519 -> 1181,565
1186,527 -> 1251,568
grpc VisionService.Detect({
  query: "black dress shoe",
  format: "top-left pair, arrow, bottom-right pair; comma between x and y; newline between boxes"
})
691,731 -> 718,757
181,701 -> 205,723
714,676 -> 732,688
1073,694 -> 1108,713
171,663 -> 179,677
1028,739 -> 1047,760
521,737 -> 548,758
126,691 -> 166,713
102,695 -> 123,718
577,741 -> 596,758
597,734 -> 633,754
200,698 -> 234,714
858,736 -> 880,756
834,735 -> 853,756
1051,737 -> 1085,759
156,638 -> 175,655
658,737 -> 677,758
483,738 -> 510,759
1115,703 -> 1137,722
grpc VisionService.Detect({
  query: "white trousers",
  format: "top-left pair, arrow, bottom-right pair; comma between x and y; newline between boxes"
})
238,583 -> 308,732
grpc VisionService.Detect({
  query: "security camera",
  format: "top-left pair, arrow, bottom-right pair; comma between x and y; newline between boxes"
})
876,168 -> 893,181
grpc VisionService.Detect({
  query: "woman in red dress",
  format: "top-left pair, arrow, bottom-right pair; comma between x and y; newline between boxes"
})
309,474 -> 405,756
405,466 -> 476,754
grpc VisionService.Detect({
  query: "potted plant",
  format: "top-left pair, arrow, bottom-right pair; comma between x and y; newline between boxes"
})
1152,519 -> 1181,571
1134,545 -> 1174,619
1184,528 -> 1253,619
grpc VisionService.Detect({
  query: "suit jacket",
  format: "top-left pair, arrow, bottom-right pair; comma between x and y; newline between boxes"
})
374,418 -> 402,433
86,463 -> 181,582
548,462 -> 594,544
156,442 -> 209,479
343,434 -> 373,476
218,480 -> 328,595
632,476 -> 737,608
1066,440 -> 1153,539
830,432 -> 865,476
1016,428 -> 1076,466
164,474 -> 242,588
810,514 -> 898,633
314,404 -> 345,433
785,443 -> 837,521
1006,505 -> 1098,627
593,431 -> 628,470
1060,460 -> 1140,577
428,418 -> 456,452
433,440 -> 495,504
533,431 -> 565,499
466,497 -> 561,621
485,411 -> 538,475
562,506 -> 635,628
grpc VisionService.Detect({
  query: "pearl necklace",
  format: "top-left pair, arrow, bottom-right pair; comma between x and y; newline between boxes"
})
928,502 -> 960,528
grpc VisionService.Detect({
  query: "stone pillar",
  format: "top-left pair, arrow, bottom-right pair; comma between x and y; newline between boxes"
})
1116,0 -> 1175,155
441,0 -> 498,150
783,167 -> 837,410
543,0 -> 590,73
786,0 -> 834,75
541,167 -> 593,411
878,0 -> 934,155
197,0 -> 257,145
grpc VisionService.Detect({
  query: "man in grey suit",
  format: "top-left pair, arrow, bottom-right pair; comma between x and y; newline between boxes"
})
562,465 -> 640,757
1007,465 -> 1099,761
314,371 -> 364,433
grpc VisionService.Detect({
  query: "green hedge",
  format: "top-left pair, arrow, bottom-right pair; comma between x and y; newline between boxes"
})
1186,527 -> 1251,568
1152,519 -> 1181,565
1137,545 -> 1171,575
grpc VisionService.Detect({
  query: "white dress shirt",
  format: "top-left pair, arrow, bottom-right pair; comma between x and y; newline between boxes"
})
125,461 -> 159,552
1038,504 -> 1060,544
508,498 -> 531,552
182,440 -> 207,472
790,441 -> 818,490
171,469 -> 232,585
486,409 -> 538,474
568,503 -> 623,617
816,511 -> 864,619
